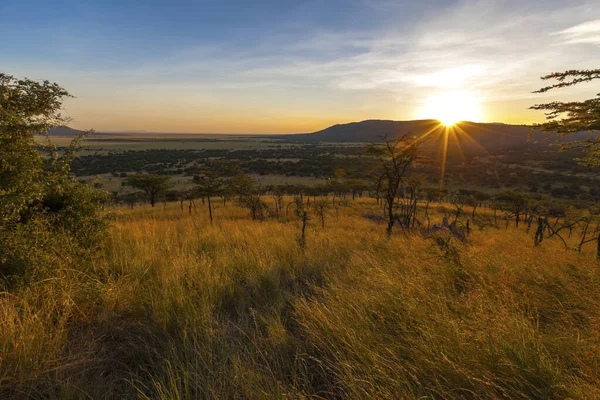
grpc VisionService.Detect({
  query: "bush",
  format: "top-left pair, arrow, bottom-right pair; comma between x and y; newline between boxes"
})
0,73 -> 109,281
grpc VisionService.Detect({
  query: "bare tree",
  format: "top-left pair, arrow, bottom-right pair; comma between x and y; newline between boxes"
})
312,196 -> 330,228
367,135 -> 420,236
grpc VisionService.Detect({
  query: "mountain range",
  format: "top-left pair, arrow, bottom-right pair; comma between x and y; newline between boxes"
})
49,120 -> 595,157
286,119 -> 554,156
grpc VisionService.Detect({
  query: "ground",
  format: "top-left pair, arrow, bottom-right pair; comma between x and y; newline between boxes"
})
2,197 -> 599,398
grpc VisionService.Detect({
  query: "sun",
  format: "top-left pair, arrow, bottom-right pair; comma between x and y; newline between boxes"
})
418,91 -> 483,126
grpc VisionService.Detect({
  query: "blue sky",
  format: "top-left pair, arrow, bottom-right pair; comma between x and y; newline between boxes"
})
2,0 -> 600,133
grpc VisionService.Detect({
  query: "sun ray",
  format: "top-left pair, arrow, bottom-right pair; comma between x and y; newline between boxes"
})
448,125 -> 466,163
439,125 -> 450,189
411,123 -> 446,147
453,123 -> 490,155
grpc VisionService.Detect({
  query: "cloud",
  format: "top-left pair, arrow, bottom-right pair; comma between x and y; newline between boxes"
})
10,0 -> 600,131
553,19 -> 600,45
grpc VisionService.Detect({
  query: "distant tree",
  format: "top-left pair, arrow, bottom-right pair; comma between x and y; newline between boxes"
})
531,69 -> 600,167
496,190 -> 528,228
165,189 -> 187,212
367,135 -> 420,236
230,173 -> 256,199
270,186 -> 285,218
312,197 -> 330,228
193,164 -> 229,224
120,191 -> 146,209
346,180 -> 369,200
333,168 -> 346,179
124,174 -> 172,207
230,173 -> 270,220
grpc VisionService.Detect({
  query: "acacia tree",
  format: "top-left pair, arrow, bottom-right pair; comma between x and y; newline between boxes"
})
531,69 -> 600,167
367,135 -> 420,236
193,164 -> 229,224
496,190 -> 527,228
231,173 -> 270,220
125,174 -> 172,207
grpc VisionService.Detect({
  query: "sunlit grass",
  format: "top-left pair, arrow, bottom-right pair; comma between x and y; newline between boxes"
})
1,198 -> 599,398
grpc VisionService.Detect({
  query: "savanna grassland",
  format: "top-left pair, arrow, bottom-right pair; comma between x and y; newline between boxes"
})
3,198 -> 600,399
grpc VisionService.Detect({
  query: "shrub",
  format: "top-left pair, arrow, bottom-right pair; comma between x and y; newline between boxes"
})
0,73 -> 109,280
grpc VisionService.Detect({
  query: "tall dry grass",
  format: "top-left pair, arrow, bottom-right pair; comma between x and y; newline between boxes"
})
1,198 -> 599,399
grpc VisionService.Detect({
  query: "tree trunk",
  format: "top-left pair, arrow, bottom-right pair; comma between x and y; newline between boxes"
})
207,196 -> 213,224
300,211 -> 307,248
386,196 -> 394,236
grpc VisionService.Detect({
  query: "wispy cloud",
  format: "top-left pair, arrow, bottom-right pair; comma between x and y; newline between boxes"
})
7,0 -> 600,131
553,19 -> 600,45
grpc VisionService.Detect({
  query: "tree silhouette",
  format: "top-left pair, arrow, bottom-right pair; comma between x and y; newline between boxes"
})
531,69 -> 600,167
367,135 -> 420,236
193,164 -> 230,224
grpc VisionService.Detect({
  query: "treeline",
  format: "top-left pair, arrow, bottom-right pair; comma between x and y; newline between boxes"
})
69,147 -> 371,178
72,146 -> 599,200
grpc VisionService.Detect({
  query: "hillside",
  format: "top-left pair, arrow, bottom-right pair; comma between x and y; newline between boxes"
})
4,199 -> 600,398
288,119 -> 593,156
296,119 -> 530,141
47,125 -> 86,136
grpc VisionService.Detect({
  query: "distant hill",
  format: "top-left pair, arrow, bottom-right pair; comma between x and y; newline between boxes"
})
286,119 -> 598,157
47,126 -> 86,137
293,119 -> 535,145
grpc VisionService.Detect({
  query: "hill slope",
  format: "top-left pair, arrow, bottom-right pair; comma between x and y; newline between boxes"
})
4,200 -> 599,398
287,119 -> 600,156
47,125 -> 86,137
298,119 -> 531,144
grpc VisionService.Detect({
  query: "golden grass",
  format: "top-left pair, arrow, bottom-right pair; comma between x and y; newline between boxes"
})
1,198 -> 599,398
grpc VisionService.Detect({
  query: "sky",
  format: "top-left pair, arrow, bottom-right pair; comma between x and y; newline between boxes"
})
1,0 -> 600,133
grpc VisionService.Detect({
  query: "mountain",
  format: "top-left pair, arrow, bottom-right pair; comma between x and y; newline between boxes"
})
287,119 -> 589,156
294,119 -> 535,144
47,125 -> 86,137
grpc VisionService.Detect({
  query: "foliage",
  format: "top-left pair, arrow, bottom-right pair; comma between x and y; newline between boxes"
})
229,173 -> 270,220
531,69 -> 600,167
124,174 -> 172,207
192,163 -> 230,199
0,73 -> 109,279
193,163 -> 231,223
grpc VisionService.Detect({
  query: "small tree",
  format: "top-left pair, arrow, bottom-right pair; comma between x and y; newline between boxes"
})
312,197 -> 330,228
231,173 -> 270,220
124,174 -> 172,207
193,165 -> 229,224
496,190 -> 527,228
531,69 -> 600,167
271,186 -> 285,218
367,135 -> 420,236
